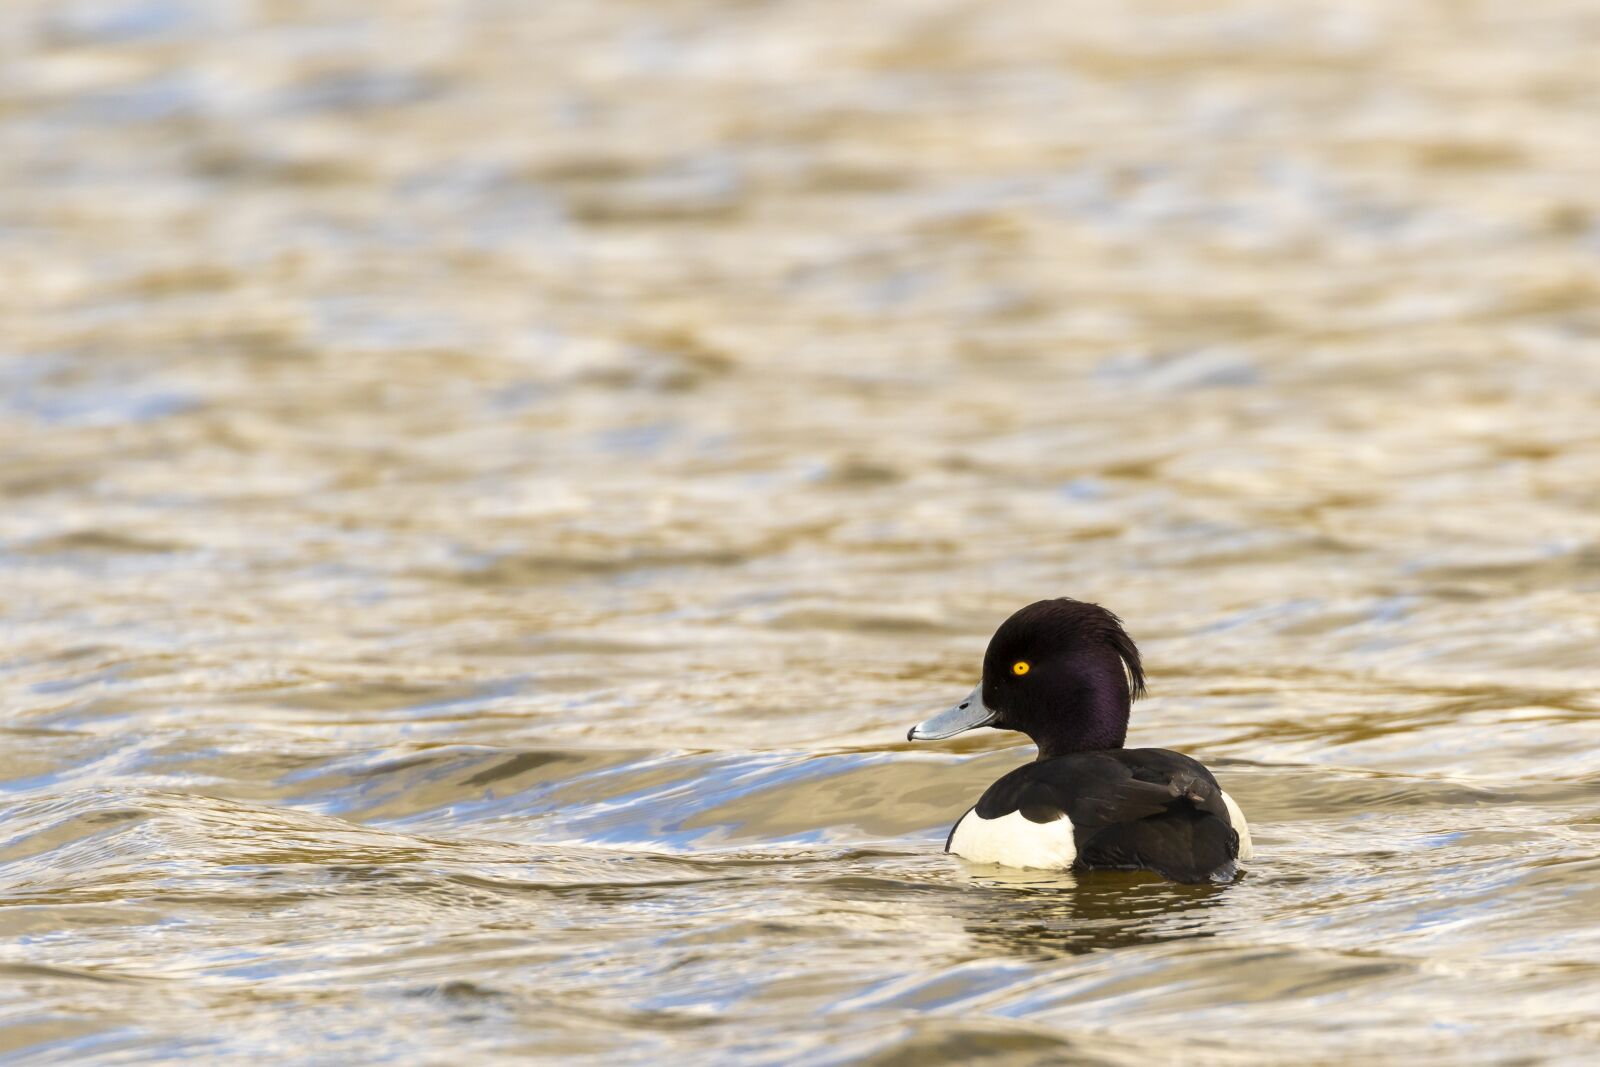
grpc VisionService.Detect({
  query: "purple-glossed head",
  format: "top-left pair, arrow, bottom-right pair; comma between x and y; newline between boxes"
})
907,598 -> 1146,760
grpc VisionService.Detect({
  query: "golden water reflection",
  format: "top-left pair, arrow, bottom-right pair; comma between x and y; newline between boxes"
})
4,0 -> 1600,1062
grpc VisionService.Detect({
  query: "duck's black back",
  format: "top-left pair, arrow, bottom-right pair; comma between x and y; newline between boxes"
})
956,748 -> 1240,883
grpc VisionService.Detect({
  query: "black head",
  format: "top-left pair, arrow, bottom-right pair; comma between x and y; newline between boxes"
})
908,598 -> 1145,759
981,599 -> 1144,756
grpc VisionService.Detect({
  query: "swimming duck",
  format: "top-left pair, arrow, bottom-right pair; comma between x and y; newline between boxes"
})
907,598 -> 1251,883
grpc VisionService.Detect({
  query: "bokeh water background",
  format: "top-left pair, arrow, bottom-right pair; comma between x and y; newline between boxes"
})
3,0 -> 1600,1063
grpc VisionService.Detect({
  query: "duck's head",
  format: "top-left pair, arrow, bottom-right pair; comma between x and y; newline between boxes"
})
907,598 -> 1145,759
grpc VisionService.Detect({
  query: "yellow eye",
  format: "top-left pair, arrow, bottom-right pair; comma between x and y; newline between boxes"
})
1012,661 -> 1030,676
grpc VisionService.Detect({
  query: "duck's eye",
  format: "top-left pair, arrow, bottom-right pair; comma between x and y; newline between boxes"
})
1012,661 -> 1030,676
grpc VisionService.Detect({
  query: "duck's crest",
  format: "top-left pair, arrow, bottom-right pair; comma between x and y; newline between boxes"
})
1031,597 -> 1144,702
1098,604 -> 1146,702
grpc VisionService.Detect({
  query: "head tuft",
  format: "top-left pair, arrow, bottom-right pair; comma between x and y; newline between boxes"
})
1099,605 -> 1146,702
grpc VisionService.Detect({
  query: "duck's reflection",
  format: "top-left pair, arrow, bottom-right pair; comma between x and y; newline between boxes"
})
954,865 -> 1233,959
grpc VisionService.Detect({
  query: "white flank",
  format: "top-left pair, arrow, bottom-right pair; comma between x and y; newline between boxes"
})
947,809 -> 1078,870
1220,790 -> 1253,860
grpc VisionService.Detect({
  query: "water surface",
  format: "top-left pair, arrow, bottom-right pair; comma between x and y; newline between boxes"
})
3,0 -> 1600,1063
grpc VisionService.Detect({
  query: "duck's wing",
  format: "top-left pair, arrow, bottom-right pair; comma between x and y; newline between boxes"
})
1015,750 -> 1240,883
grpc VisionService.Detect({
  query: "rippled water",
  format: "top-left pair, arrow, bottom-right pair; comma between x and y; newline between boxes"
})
4,0 -> 1600,1063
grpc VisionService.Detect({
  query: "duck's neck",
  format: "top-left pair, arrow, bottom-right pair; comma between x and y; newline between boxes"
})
1031,682 -> 1129,761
